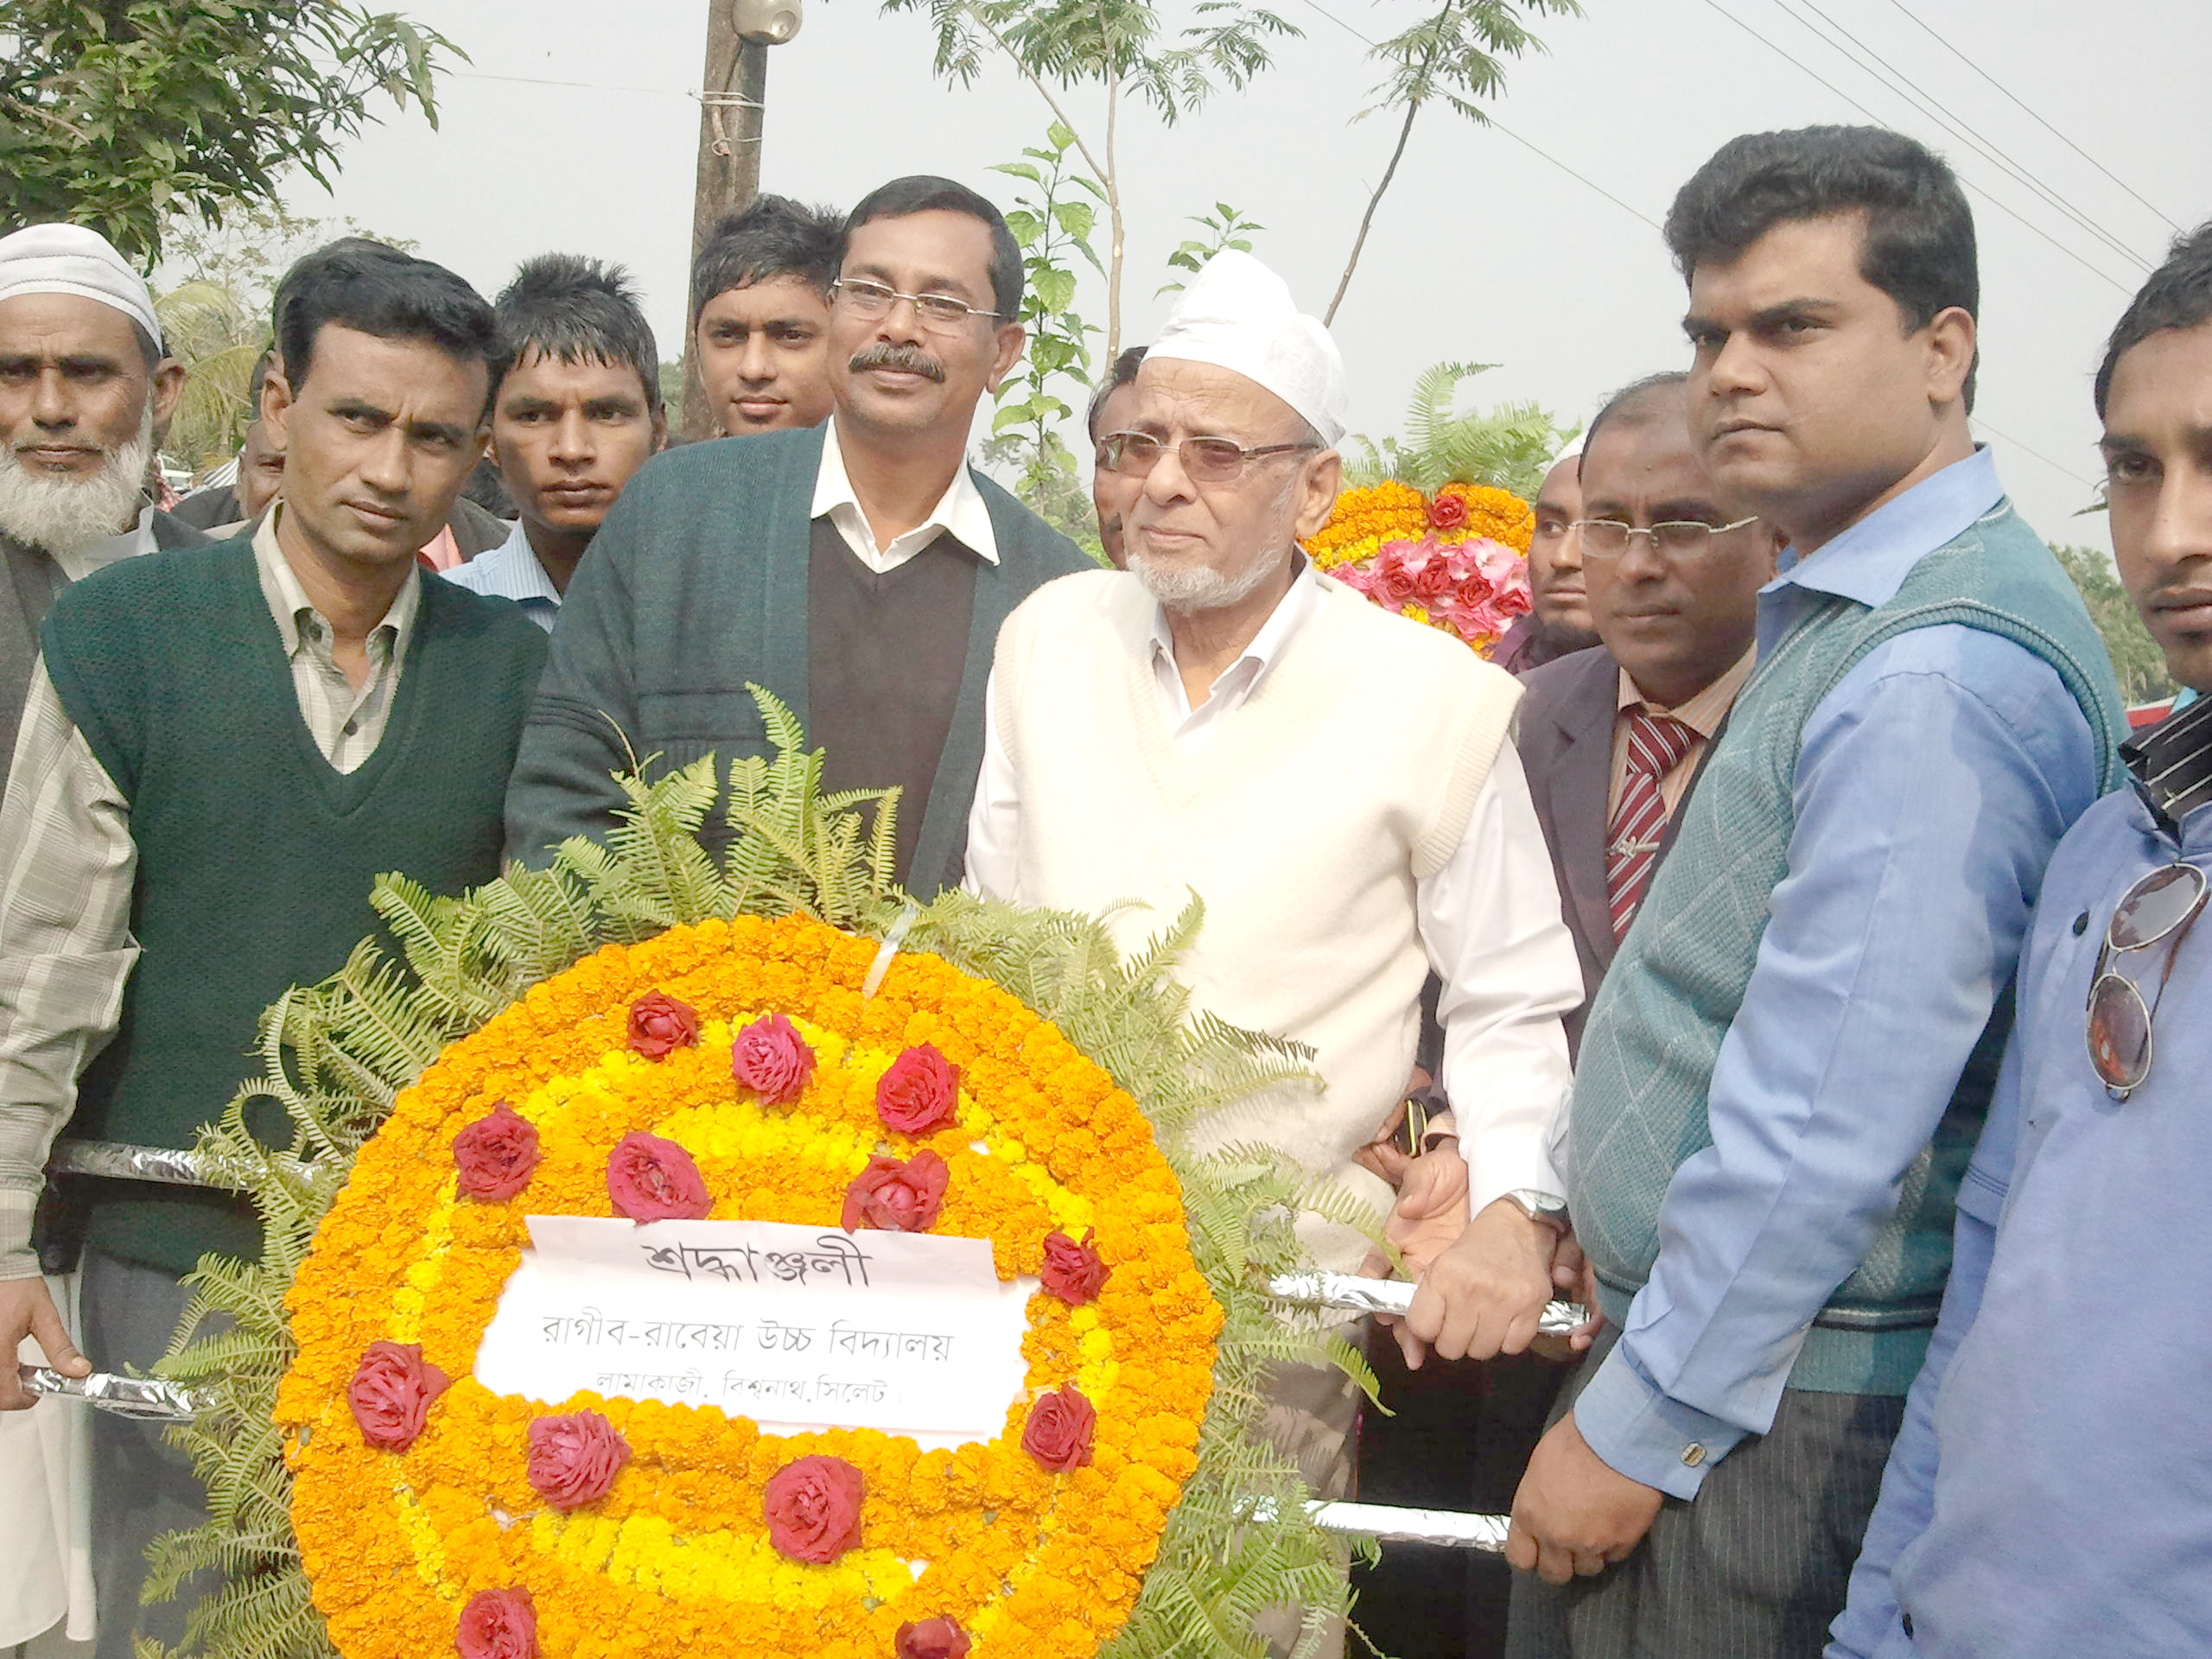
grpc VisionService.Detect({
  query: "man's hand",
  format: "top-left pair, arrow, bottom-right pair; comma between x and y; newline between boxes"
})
1,1275 -> 87,1410
1395,1195 -> 1558,1369
1529,1229 -> 1605,1363
1506,1409 -> 1665,1584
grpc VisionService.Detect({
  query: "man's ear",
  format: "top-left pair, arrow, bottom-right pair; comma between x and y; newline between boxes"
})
1923,304 -> 1976,409
1293,449 -> 1344,542
149,359 -> 187,441
986,321 -> 1027,394
261,365 -> 296,453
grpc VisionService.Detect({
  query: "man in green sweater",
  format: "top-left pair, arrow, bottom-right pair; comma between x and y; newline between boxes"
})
0,243 -> 546,1656
504,176 -> 1090,895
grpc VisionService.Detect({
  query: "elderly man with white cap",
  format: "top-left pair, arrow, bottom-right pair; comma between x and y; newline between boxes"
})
967,251 -> 1583,1539
0,224 -> 211,799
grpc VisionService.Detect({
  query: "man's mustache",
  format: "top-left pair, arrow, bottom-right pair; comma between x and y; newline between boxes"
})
849,344 -> 945,383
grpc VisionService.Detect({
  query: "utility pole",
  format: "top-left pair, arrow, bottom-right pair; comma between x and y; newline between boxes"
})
679,0 -> 799,439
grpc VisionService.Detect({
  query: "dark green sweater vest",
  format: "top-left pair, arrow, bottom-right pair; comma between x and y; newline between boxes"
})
41,541 -> 548,1273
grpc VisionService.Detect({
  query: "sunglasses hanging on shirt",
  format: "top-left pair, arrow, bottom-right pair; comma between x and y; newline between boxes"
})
2084,861 -> 2207,1098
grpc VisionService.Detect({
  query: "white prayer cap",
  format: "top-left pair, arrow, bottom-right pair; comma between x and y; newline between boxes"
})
0,224 -> 163,354
1148,250 -> 1346,446
1548,437 -> 1584,473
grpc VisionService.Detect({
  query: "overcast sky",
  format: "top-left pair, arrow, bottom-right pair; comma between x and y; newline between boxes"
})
270,0 -> 2212,555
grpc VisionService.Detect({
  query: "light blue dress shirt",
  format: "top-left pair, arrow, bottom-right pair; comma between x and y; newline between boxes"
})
442,519 -> 560,631
1827,698 -> 2212,1657
1572,448 -> 2107,1498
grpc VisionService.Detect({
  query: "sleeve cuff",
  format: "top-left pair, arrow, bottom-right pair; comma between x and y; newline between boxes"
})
0,1188 -> 38,1281
1571,1338 -> 1751,1500
1462,1112 -> 1566,1223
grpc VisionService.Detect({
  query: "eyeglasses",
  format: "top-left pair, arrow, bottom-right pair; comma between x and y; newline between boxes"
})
2085,860 -> 2206,1098
1571,517 -> 1759,559
1097,431 -> 1319,484
830,278 -> 998,329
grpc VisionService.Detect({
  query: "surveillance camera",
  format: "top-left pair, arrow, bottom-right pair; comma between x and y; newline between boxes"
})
732,0 -> 802,42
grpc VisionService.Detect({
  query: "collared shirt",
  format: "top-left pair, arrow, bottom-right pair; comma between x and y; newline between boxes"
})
965,560 -> 1582,1217
1827,700 -> 2212,1659
49,502 -> 157,584
0,507 -> 421,1277
1571,447 -> 2107,1497
1605,645 -> 1756,820
811,415 -> 1001,575
443,518 -> 563,631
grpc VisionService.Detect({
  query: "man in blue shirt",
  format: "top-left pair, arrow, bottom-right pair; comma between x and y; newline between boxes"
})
1828,223 -> 2212,1659
446,255 -> 664,629
1505,126 -> 2123,1658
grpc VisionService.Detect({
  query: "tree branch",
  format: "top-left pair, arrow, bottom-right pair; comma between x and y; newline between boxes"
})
1325,87 -> 1425,325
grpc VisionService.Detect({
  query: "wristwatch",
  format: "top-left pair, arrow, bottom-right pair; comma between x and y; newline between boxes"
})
1501,1187 -> 1570,1231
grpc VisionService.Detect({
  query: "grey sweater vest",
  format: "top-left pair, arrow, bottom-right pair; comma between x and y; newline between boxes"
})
1569,500 -> 2122,1395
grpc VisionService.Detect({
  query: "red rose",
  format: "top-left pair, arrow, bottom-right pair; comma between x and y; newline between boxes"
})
840,1151 -> 949,1234
626,990 -> 701,1060
1039,1229 -> 1109,1306
605,1131 -> 712,1223
526,1408 -> 630,1510
1427,490 -> 1470,530
763,1454 -> 865,1563
875,1045 -> 960,1135
347,1340 -> 449,1452
895,1616 -> 972,1659
454,1587 -> 537,1659
1373,550 -> 1421,607
451,1101 -> 541,1202
1020,1383 -> 1096,1472
731,1013 -> 816,1106
1408,554 -> 1457,601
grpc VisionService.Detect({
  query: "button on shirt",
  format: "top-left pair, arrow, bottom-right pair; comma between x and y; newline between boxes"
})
967,556 -> 1582,1217
1570,448 -> 2107,1497
0,507 -> 419,1278
1827,698 -> 2212,1659
442,518 -> 561,632
813,415 -> 1001,575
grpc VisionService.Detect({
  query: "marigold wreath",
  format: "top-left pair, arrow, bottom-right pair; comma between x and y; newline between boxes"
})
138,690 -> 1380,1659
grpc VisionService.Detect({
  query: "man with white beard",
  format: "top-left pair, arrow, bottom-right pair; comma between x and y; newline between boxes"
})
0,226 -> 209,798
967,257 -> 1582,1653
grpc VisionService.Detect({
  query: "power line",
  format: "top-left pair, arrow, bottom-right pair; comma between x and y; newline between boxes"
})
1880,0 -> 2184,234
1284,0 -> 1660,230
1768,0 -> 2148,273
1695,0 -> 2135,296
448,68 -> 688,97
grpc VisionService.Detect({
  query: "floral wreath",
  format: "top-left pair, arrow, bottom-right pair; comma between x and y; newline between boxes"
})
141,691 -> 1377,1659
1303,480 -> 1535,654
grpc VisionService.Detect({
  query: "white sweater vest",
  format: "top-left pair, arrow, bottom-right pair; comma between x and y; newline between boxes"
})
994,569 -> 1523,1268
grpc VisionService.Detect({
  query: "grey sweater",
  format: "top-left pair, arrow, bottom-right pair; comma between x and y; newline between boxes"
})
503,423 -> 1089,896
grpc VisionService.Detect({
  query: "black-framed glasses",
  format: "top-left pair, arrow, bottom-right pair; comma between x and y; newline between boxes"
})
2085,860 -> 2207,1098
829,278 -> 998,329
1097,430 -> 1319,484
1572,517 -> 1759,559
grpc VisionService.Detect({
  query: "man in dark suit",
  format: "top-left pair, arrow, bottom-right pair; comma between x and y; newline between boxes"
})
1516,372 -> 1777,1049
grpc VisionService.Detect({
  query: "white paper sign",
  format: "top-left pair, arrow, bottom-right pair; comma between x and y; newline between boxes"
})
473,1217 -> 1036,1447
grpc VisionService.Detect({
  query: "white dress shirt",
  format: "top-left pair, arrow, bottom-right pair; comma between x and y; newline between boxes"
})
967,557 -> 1580,1214
811,416 -> 1001,574
49,503 -> 156,584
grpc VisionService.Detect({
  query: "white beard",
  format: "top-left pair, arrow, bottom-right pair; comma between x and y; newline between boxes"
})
0,410 -> 154,558
1127,542 -> 1287,613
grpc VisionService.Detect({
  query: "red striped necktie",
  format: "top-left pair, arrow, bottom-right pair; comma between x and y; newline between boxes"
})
1606,709 -> 1698,942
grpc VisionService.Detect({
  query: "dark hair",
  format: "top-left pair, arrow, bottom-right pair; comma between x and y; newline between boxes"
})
843,175 -> 1023,321
1580,370 -> 1692,467
248,347 -> 276,405
690,194 -> 842,323
496,252 -> 662,415
1665,126 -> 1979,405
276,243 -> 499,413
2095,221 -> 2212,419
1086,346 -> 1147,441
269,236 -> 398,341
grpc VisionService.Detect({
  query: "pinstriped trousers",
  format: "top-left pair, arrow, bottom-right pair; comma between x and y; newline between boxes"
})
1504,1325 -> 1904,1659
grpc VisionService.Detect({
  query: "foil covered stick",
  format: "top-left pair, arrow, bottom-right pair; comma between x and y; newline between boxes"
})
1308,1500 -> 1513,1551
1267,1272 -> 1587,1338
18,1365 -> 215,1422
45,1139 -> 217,1187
